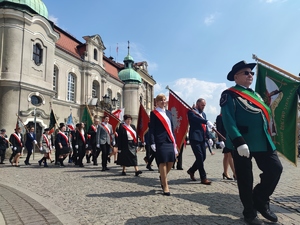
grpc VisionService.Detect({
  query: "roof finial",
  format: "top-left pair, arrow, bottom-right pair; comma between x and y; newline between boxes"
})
128,40 -> 130,55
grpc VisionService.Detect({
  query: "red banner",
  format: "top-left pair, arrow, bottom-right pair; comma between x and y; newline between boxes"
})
137,103 -> 149,142
168,92 -> 189,150
104,111 -> 120,133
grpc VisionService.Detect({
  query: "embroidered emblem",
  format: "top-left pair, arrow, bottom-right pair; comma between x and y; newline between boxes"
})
220,93 -> 228,106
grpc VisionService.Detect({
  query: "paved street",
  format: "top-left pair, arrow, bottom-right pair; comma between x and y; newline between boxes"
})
0,146 -> 300,225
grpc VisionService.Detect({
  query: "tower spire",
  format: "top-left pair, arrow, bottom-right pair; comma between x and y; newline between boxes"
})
127,40 -> 130,55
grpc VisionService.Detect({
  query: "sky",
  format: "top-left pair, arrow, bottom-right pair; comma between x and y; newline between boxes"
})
43,0 -> 300,121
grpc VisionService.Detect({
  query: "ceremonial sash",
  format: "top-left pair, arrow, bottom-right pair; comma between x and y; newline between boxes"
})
43,134 -> 50,147
102,123 -> 112,142
12,133 -> 22,147
153,109 -> 176,145
0,134 -> 8,143
91,125 -> 97,132
228,87 -> 271,134
79,130 -> 86,144
58,131 -> 69,144
122,124 -> 137,143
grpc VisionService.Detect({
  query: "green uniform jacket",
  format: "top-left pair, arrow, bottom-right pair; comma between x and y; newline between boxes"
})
220,85 -> 276,152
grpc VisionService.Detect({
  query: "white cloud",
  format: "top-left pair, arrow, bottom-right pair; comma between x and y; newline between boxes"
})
204,14 -> 217,26
154,78 -> 228,122
262,0 -> 287,3
49,15 -> 59,25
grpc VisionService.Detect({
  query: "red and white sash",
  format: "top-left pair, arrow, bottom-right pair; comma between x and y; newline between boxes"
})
102,122 -> 112,142
153,109 -> 176,147
12,133 -> 22,147
58,131 -> 69,144
122,124 -> 137,143
91,125 -> 97,132
43,134 -> 50,147
79,130 -> 86,144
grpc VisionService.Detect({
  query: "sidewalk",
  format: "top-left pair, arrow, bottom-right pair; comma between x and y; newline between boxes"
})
0,146 -> 299,224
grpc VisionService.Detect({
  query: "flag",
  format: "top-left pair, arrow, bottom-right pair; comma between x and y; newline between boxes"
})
66,113 -> 75,131
104,110 -> 120,133
255,62 -> 300,165
137,103 -> 150,143
168,91 -> 189,151
15,117 -> 25,133
48,109 -> 57,134
81,105 -> 93,132
112,108 -> 125,121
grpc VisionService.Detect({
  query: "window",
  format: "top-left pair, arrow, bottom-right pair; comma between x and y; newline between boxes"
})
67,73 -> 75,101
31,95 -> 42,106
92,80 -> 99,98
94,48 -> 98,61
33,43 -> 43,65
117,93 -> 121,108
53,66 -> 58,93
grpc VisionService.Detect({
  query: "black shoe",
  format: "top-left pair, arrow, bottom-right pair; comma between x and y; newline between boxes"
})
107,157 -> 111,163
114,160 -> 117,164
24,161 -> 28,165
0,162 -> 5,164
105,167 -> 110,170
244,216 -> 264,225
254,203 -> 278,222
177,167 -> 183,170
79,164 -> 84,167
86,160 -> 91,163
27,163 -> 31,165
135,170 -> 142,176
101,168 -> 106,171
93,163 -> 98,166
146,165 -> 154,171
163,192 -> 170,196
38,160 -> 42,166
121,171 -> 126,176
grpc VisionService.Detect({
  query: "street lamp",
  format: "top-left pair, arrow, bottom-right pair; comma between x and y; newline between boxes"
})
102,94 -> 110,103
111,97 -> 118,108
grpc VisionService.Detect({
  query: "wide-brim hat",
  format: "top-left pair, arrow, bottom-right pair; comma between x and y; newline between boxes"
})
227,60 -> 256,81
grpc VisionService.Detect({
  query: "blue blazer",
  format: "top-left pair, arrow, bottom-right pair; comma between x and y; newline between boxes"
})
188,109 -> 209,142
149,109 -> 175,145
25,132 -> 36,150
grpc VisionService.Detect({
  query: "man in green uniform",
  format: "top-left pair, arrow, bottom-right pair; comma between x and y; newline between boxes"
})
220,60 -> 283,225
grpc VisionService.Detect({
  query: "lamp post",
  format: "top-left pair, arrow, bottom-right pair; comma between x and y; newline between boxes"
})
102,94 -> 110,104
111,97 -> 118,108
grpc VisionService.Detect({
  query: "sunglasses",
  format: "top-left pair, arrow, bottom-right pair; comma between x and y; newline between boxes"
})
236,71 -> 255,76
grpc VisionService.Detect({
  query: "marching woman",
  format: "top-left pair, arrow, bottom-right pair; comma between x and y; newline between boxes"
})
55,123 -> 70,167
38,128 -> 53,167
75,122 -> 88,167
117,114 -> 142,176
149,94 -> 178,196
9,127 -> 24,167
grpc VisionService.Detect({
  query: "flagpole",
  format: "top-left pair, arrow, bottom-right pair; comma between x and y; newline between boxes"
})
165,86 -> 226,141
104,109 -> 121,122
252,54 -> 300,81
85,103 -> 93,120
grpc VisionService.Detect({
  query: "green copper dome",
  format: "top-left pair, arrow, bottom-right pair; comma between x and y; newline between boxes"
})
118,54 -> 142,83
0,0 -> 48,18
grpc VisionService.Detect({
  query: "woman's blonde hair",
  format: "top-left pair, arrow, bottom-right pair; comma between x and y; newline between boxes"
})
155,94 -> 166,103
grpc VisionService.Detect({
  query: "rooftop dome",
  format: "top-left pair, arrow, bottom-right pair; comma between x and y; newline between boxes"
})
118,54 -> 142,83
0,0 -> 48,18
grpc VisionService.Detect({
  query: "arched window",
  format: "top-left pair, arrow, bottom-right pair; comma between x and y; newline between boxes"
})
107,88 -> 112,104
33,43 -> 43,65
94,48 -> 98,61
92,80 -> 100,98
117,93 -> 121,108
53,66 -> 58,97
67,73 -> 76,101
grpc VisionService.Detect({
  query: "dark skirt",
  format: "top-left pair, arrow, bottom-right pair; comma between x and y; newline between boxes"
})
222,147 -> 233,154
117,140 -> 137,167
60,146 -> 70,155
156,142 -> 176,165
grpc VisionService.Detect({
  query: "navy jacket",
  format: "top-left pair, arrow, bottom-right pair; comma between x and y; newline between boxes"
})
188,109 -> 209,142
25,132 -> 36,150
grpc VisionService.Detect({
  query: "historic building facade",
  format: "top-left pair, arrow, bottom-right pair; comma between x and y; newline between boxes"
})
0,0 -> 155,141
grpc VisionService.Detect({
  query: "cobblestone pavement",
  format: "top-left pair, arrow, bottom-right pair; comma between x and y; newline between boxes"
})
0,146 -> 299,225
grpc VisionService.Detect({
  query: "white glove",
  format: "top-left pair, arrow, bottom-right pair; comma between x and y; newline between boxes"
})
151,144 -> 156,152
112,141 -> 116,146
208,139 -> 213,147
33,140 -> 37,144
5,138 -> 9,141
96,144 -> 100,148
85,144 -> 88,148
13,147 -> 17,150
40,147 -> 43,151
219,141 -> 225,148
206,121 -> 214,129
11,146 -> 14,149
237,144 -> 250,158
75,145 -> 79,149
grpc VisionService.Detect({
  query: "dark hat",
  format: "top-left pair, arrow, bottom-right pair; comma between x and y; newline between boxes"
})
0,128 -> 6,132
227,60 -> 256,81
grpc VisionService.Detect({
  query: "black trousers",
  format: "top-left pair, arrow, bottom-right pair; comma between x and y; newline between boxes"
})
189,140 -> 207,180
100,143 -> 110,168
92,144 -> 101,164
232,150 -> 282,219
0,148 -> 6,162
25,147 -> 33,163
175,145 -> 184,168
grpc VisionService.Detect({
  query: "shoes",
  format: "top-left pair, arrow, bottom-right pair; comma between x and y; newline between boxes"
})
24,161 -> 28,165
107,157 -> 111,163
93,163 -> 98,166
44,164 -> 49,167
222,173 -> 233,180
50,160 -> 54,163
105,167 -> 110,170
38,160 -> 42,166
163,192 -> 171,196
79,164 -> 84,167
114,160 -> 117,164
15,165 -> 20,167
143,157 -> 148,164
86,160 -> 91,163
254,202 -> 278,222
121,171 -> 126,176
201,179 -> 212,185
27,163 -> 31,165
244,216 -> 264,225
177,167 -> 183,170
0,162 -> 4,164
187,170 -> 196,181
135,170 -> 142,176
101,168 -> 106,171
146,165 -> 154,171
233,175 -> 237,180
